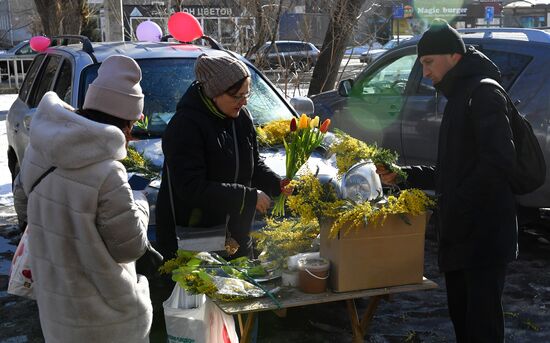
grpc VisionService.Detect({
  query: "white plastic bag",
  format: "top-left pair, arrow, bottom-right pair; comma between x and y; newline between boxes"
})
7,229 -> 35,299
163,284 -> 239,343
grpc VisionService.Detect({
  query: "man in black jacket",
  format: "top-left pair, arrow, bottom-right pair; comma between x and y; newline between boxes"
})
378,20 -> 517,342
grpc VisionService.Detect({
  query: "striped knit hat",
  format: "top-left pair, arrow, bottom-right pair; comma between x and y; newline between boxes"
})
194,54 -> 250,98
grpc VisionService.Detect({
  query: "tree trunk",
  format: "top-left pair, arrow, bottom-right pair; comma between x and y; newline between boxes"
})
33,0 -> 85,36
244,0 -> 268,58
33,0 -> 61,36
308,0 -> 365,96
62,0 -> 86,35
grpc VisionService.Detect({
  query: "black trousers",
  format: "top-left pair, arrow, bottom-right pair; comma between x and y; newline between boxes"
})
445,265 -> 507,343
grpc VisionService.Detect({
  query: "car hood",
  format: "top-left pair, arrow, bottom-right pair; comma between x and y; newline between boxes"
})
129,137 -> 339,187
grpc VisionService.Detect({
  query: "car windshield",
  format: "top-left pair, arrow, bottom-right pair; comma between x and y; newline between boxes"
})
7,41 -> 27,54
80,58 -> 294,137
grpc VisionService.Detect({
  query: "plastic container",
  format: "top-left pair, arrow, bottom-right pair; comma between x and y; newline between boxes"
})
281,269 -> 299,287
297,257 -> 330,294
287,252 -> 320,271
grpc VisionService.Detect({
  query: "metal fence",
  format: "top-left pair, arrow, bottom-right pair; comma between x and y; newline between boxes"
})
0,55 -> 35,90
263,58 -> 366,98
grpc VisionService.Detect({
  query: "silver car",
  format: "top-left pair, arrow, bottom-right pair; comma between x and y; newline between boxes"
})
248,40 -> 320,71
359,36 -> 413,64
311,28 -> 550,214
7,36 -> 374,235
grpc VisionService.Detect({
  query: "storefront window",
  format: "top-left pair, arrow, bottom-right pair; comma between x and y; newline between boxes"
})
203,18 -> 219,38
220,18 -> 237,46
520,16 -> 546,28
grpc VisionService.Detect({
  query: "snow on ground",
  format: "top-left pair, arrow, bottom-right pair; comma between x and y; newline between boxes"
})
0,94 -> 19,208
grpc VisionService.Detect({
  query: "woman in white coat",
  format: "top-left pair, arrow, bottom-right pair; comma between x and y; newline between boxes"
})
15,55 -> 152,342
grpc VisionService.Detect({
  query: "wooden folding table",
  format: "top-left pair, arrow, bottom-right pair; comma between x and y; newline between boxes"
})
214,277 -> 438,343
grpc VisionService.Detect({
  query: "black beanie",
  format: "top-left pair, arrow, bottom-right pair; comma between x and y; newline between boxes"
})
417,19 -> 466,57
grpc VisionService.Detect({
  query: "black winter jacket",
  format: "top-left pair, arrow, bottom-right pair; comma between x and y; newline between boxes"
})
155,82 -> 282,259
405,47 -> 518,272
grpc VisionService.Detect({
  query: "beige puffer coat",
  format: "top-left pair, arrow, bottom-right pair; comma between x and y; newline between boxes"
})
16,92 -> 152,342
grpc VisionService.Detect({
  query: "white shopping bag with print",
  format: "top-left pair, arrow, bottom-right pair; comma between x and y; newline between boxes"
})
163,284 -> 238,343
7,229 -> 35,299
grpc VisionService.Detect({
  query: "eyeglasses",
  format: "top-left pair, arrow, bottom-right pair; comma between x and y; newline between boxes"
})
227,92 -> 251,103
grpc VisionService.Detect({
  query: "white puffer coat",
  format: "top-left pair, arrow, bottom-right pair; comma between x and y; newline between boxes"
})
17,92 -> 152,342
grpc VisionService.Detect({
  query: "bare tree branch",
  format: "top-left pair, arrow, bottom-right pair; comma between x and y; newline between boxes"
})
308,0 -> 366,96
33,0 -> 87,36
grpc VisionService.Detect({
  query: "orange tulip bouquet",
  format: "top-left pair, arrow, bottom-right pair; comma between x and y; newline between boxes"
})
272,114 -> 331,216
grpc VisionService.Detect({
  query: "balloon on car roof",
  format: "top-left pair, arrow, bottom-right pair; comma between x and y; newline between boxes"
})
168,12 -> 203,43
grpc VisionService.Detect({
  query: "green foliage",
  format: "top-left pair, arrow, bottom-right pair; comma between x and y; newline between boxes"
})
331,129 -> 407,181
160,250 -> 268,301
287,171 -> 435,238
121,145 -> 161,180
251,217 -> 320,269
134,116 -> 149,130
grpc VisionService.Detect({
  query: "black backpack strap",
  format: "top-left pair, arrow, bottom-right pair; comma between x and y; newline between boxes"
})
29,167 -> 57,193
466,77 -> 506,108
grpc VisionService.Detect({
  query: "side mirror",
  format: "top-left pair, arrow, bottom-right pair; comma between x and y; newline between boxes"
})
289,96 -> 314,115
337,79 -> 354,97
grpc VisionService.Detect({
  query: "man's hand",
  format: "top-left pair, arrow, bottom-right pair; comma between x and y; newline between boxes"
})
256,190 -> 272,214
375,164 -> 399,185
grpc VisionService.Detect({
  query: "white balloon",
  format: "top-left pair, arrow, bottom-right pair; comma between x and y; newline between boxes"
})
136,21 -> 163,42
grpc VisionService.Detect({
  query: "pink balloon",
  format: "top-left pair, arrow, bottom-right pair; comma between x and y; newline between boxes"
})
29,36 -> 51,52
136,21 -> 163,42
168,12 -> 203,42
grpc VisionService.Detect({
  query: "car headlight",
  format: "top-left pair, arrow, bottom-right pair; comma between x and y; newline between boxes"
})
340,161 -> 382,202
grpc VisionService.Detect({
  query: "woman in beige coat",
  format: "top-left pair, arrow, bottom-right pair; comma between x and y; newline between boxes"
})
15,55 -> 152,342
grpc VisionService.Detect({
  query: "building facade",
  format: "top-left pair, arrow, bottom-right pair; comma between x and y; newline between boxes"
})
376,0 -> 507,38
118,1 -> 331,52
503,0 -> 550,28
0,0 -> 35,47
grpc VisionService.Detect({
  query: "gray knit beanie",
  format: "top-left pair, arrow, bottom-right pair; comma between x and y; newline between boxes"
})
83,55 -> 144,120
195,54 -> 251,98
417,19 -> 466,58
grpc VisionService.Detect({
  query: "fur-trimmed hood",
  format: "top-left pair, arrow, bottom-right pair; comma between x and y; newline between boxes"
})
29,91 -> 127,169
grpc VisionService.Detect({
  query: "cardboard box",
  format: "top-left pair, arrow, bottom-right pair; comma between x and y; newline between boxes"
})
320,213 -> 427,292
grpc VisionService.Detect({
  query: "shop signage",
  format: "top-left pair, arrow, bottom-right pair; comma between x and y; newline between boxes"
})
415,6 -> 468,17
393,5 -> 405,19
182,7 -> 234,17
485,6 -> 494,23
130,7 -> 143,17
404,5 -> 414,19
123,5 -> 165,18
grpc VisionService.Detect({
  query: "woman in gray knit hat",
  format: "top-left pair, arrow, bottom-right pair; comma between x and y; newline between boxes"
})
155,53 -> 292,261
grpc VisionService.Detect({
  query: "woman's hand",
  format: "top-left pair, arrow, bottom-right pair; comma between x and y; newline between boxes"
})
280,178 -> 294,196
256,190 -> 272,214
375,164 -> 399,185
